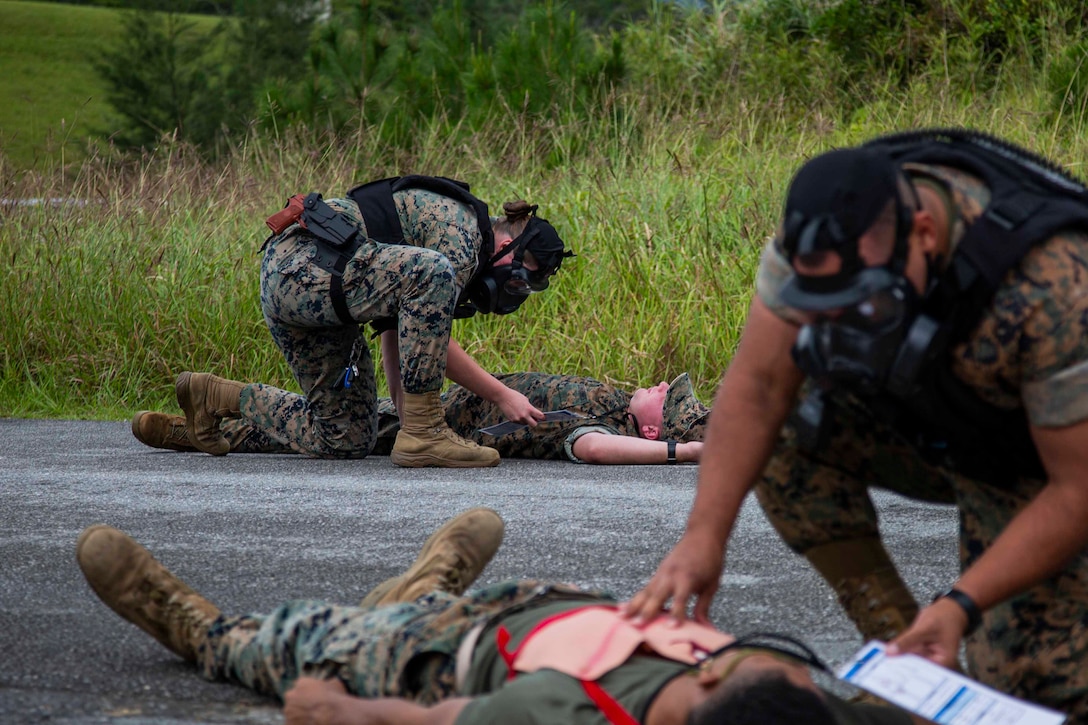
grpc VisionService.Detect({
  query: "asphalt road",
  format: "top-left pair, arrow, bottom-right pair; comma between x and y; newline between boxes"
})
0,419 -> 959,724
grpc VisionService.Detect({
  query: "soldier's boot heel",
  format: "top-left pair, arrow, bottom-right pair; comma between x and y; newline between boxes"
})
175,372 -> 244,457
391,392 -> 499,468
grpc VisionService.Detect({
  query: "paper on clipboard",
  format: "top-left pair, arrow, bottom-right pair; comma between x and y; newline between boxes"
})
478,410 -> 587,436
838,641 -> 1066,725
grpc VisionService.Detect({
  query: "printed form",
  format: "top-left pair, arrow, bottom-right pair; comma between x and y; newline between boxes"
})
838,641 -> 1066,725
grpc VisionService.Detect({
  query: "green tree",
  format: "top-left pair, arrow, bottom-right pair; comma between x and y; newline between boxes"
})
94,9 -> 214,149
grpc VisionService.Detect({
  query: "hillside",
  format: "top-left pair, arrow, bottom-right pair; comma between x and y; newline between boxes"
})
0,0 -> 214,169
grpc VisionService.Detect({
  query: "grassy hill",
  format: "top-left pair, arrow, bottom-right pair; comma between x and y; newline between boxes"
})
0,0 -> 214,170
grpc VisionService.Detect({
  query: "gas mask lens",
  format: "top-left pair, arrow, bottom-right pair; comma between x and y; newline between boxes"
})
502,268 -> 533,296
502,262 -> 554,296
502,276 -> 551,295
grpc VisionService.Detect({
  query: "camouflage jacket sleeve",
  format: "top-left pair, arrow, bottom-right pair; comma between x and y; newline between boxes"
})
445,373 -> 634,460
917,160 -> 1088,426
954,231 -> 1088,427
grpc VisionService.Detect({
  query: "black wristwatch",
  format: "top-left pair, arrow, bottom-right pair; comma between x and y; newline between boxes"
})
666,440 -> 678,464
933,588 -> 982,636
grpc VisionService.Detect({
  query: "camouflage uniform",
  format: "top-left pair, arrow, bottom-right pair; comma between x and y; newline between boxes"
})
222,372 -> 710,460
195,579 -> 605,703
237,190 -> 484,459
755,162 -> 1088,716
373,372 -> 636,461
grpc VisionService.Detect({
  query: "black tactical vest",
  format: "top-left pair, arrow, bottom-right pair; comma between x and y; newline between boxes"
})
348,175 -> 494,320
849,130 -> 1088,484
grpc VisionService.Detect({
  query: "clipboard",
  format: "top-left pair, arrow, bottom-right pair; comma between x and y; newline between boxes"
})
478,410 -> 587,436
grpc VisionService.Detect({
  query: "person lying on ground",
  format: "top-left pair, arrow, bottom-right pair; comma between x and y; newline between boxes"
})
76,507 -> 923,724
132,372 -> 709,465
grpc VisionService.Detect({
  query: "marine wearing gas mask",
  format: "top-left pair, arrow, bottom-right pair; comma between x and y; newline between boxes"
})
349,175 -> 573,318
779,147 -> 931,399
468,208 -> 572,315
774,129 -> 1088,482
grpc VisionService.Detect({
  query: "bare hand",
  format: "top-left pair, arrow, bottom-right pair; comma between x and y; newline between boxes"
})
498,389 -> 545,426
622,532 -> 724,625
283,677 -> 353,725
886,598 -> 967,669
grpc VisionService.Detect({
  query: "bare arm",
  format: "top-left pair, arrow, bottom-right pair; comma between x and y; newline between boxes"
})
444,339 -> 544,425
890,418 -> 1088,666
572,432 -> 702,464
380,331 -> 403,422
283,677 -> 469,725
624,298 -> 804,623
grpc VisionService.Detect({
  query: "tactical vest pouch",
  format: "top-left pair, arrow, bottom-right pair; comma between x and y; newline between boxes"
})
300,192 -> 359,249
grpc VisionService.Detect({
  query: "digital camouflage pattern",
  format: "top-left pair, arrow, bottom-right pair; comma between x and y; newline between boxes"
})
238,189 -> 485,458
660,373 -> 710,441
221,371 -> 709,460
755,161 -> 1088,716
196,580 -> 606,704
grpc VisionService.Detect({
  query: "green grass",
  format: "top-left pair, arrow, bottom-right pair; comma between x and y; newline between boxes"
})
2,2 -> 1087,421
0,0 -> 215,169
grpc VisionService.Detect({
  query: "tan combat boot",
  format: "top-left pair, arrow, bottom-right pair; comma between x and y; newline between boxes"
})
805,537 -> 919,642
360,507 -> 504,608
175,372 -> 245,456
76,525 -> 221,662
390,391 -> 500,468
131,411 -> 196,452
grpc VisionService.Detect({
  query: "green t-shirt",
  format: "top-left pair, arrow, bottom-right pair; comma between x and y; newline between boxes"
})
455,600 -> 687,724
453,600 -> 913,725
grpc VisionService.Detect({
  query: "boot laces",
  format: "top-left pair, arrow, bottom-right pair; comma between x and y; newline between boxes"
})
167,422 -> 189,446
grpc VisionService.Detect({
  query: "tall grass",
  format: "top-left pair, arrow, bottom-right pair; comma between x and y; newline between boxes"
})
3,3 -> 1088,420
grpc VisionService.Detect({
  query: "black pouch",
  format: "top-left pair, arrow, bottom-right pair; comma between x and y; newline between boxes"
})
301,192 -> 359,249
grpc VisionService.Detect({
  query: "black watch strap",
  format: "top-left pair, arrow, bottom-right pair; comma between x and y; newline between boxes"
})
666,440 -> 678,464
934,588 -> 982,636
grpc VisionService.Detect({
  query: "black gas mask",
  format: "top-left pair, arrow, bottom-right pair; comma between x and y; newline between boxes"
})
779,147 -> 933,398
790,268 -> 923,395
468,212 -> 574,315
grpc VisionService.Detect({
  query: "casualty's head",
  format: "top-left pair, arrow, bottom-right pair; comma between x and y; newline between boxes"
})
473,200 -> 575,315
685,634 -> 839,725
627,374 -> 710,441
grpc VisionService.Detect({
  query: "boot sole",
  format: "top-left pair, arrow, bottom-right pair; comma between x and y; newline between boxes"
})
390,451 -> 501,468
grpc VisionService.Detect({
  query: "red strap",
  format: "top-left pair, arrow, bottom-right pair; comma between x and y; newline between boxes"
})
496,626 -> 517,680
581,681 -> 641,725
496,605 -> 615,680
493,605 -> 640,725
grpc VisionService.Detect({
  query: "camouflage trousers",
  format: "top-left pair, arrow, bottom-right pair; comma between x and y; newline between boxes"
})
195,580 -> 606,704
238,230 -> 459,458
756,393 -> 1088,717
